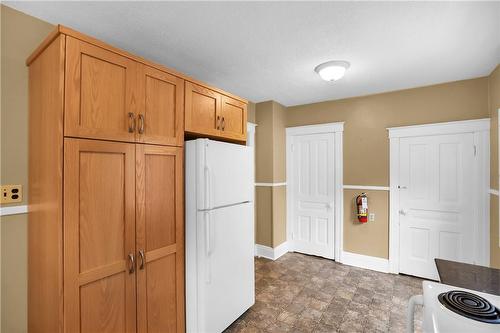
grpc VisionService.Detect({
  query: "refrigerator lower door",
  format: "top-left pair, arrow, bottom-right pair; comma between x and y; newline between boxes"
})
192,203 -> 254,333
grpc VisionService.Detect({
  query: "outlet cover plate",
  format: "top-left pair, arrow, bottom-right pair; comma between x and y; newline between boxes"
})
1,185 -> 23,204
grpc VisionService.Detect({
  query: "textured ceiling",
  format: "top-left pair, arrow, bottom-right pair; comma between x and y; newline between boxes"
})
6,1 -> 500,106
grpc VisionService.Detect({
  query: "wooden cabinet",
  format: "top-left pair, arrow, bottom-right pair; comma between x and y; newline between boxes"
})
138,66 -> 184,146
63,138 -> 137,333
62,139 -> 184,333
185,81 -> 221,137
65,37 -> 184,146
28,25 -> 247,333
221,95 -> 247,141
136,145 -> 184,333
65,37 -> 138,143
185,81 -> 247,142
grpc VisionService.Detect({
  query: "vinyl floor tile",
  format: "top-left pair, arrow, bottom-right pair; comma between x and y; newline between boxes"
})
225,252 -> 423,333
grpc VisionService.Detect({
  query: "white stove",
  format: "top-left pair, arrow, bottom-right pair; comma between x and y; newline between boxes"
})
407,281 -> 500,333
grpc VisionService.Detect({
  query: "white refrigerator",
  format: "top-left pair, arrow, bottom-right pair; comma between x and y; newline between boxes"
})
185,139 -> 255,333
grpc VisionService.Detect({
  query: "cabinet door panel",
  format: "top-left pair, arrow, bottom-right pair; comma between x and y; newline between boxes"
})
64,138 -> 136,333
136,145 -> 184,333
185,81 -> 221,137
221,96 -> 247,141
65,37 -> 138,142
139,65 -> 184,146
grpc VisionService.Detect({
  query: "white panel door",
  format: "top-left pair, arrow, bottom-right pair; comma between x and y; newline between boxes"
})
399,133 -> 475,280
291,133 -> 335,259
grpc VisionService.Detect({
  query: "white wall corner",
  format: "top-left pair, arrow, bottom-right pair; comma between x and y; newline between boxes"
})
340,251 -> 390,274
254,242 -> 289,261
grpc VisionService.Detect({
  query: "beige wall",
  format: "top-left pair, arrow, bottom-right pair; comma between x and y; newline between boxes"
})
0,6 -> 54,333
255,101 -> 274,183
247,102 -> 256,124
489,65 -> 500,268
272,186 -> 286,246
343,190 -> 389,258
255,186 -> 273,246
255,101 -> 287,247
272,102 -> 286,182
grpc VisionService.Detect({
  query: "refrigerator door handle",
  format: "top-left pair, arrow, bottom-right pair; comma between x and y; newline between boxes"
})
204,166 -> 211,209
205,211 -> 212,256
204,211 -> 212,284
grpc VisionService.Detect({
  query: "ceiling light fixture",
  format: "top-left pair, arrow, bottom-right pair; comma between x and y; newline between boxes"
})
314,60 -> 350,82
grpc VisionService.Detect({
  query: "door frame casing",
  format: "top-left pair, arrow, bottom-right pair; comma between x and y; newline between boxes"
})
286,122 -> 344,260
388,118 -> 490,274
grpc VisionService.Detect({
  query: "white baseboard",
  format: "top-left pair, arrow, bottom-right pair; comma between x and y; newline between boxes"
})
255,242 -> 289,260
340,251 -> 389,273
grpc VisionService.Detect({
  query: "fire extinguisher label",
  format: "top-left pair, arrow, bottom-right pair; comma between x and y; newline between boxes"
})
361,197 -> 368,209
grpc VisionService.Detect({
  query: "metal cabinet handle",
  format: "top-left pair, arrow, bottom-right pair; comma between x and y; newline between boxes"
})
216,115 -> 221,130
128,253 -> 135,274
139,250 -> 145,270
138,114 -> 145,134
221,117 -> 225,131
128,112 -> 136,133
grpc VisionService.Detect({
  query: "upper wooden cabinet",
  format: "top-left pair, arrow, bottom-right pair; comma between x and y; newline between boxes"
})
65,37 -> 184,146
185,81 -> 221,137
185,81 -> 247,142
221,95 -> 247,141
65,37 -> 138,143
138,65 -> 184,146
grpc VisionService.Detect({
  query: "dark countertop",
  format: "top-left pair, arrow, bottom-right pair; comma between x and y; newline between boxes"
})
435,259 -> 500,296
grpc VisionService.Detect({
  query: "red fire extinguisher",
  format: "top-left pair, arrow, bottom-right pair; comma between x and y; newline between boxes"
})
356,193 -> 368,223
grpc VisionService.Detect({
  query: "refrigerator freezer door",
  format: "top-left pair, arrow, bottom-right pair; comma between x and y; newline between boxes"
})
194,203 -> 255,333
193,139 -> 253,210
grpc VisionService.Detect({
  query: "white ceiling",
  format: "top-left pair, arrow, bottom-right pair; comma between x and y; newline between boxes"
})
5,1 -> 500,106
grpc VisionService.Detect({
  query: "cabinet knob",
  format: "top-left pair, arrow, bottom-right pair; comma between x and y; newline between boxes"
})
221,117 -> 225,131
216,115 -> 221,130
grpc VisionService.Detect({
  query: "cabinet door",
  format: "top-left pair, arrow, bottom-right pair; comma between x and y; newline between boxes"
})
220,96 -> 247,142
64,138 -> 136,333
138,65 -> 184,146
185,81 -> 221,137
136,145 -> 184,333
65,37 -> 138,142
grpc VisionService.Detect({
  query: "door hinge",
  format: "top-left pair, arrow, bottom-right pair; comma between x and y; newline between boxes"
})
473,145 -> 477,156
290,144 -> 294,152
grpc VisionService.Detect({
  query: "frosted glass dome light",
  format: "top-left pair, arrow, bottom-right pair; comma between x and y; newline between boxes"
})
314,60 -> 350,81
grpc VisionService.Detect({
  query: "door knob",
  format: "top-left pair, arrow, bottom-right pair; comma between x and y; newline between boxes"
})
399,209 -> 408,216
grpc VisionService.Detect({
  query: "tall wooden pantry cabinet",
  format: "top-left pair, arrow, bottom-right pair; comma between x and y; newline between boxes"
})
27,25 -> 246,333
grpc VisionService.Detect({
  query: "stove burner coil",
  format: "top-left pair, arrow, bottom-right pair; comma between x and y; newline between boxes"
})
438,290 -> 500,324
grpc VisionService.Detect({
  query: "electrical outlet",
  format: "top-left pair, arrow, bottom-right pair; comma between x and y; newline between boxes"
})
1,185 -> 23,204
369,213 -> 375,222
